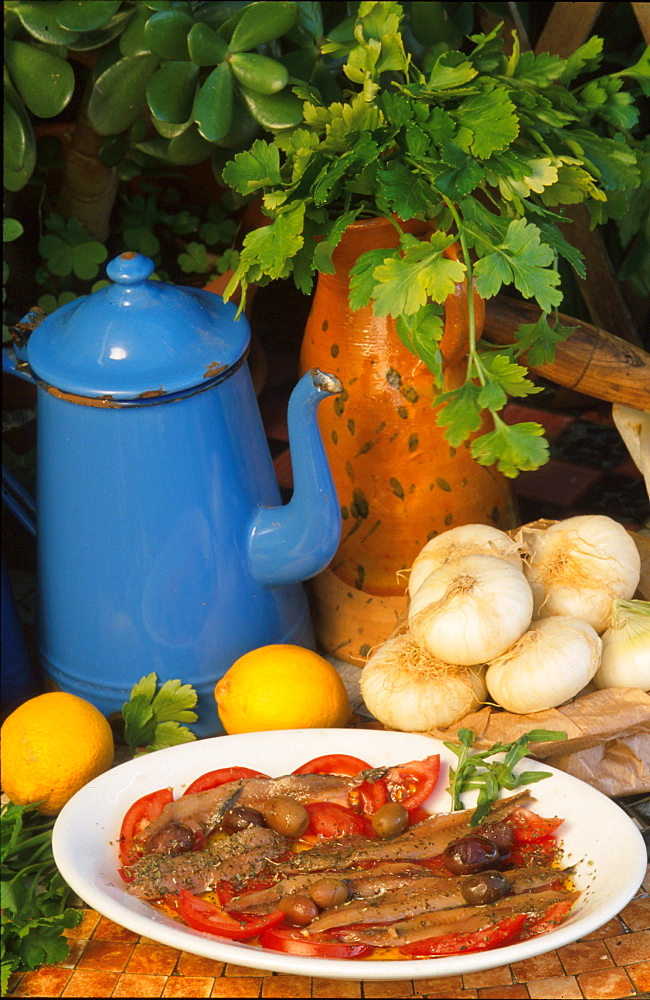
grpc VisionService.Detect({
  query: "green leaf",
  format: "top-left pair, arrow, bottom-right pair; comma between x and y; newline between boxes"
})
349,247 -> 396,311
435,381 -> 483,445
564,131 -> 640,192
473,218 -> 562,312
144,8 -> 193,60
376,161 -> 434,220
559,35 -> 603,85
396,303 -> 445,382
167,125 -> 213,164
369,233 -> 464,317
12,2 -> 80,45
238,203 -> 305,279
3,86 -> 36,186
229,52 -> 289,95
146,61 -> 198,122
312,210 -> 359,273
87,54 -> 159,135
194,63 -> 234,141
240,86 -> 303,131
228,1 -> 298,53
145,720 -> 198,752
510,313 -> 577,367
221,139 -> 282,194
187,22 -> 229,65
56,1 -> 122,31
471,419 -> 549,476
4,39 -> 75,118
426,50 -> 478,90
150,678 -> 198,722
453,84 -> 519,159
3,219 -> 24,242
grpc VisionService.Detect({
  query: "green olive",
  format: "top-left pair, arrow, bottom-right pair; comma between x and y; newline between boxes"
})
371,802 -> 410,839
278,893 -> 319,926
263,796 -> 310,839
308,877 -> 349,909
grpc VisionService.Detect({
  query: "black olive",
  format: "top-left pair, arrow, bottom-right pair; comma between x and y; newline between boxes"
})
146,822 -> 195,856
442,835 -> 501,875
371,802 -> 410,839
461,870 -> 510,905
478,821 -> 514,856
221,806 -> 266,835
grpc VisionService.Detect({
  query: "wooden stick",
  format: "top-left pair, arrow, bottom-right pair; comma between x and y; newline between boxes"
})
483,296 -> 650,412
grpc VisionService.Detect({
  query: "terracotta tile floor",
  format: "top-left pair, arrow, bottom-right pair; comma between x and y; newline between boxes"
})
6,870 -> 650,997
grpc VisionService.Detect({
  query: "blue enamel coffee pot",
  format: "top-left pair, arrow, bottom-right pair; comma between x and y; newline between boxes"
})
3,252 -> 342,735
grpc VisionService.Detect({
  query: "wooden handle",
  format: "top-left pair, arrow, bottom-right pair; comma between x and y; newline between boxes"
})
483,297 -> 650,413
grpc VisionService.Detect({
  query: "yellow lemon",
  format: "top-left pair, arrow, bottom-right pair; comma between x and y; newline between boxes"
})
215,644 -> 351,734
1,692 -> 114,815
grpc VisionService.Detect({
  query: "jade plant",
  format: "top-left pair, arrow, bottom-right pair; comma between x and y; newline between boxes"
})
222,0 -> 649,476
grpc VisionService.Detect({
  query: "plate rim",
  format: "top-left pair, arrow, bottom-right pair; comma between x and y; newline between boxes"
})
52,728 -> 648,982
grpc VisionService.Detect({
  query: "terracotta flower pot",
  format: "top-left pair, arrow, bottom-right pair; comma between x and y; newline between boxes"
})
299,216 -> 518,662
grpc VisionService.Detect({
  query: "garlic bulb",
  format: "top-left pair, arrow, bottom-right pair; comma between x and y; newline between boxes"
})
517,515 -> 641,633
593,600 -> 650,691
408,553 -> 534,665
360,633 -> 487,731
486,616 -> 602,714
408,523 -> 523,599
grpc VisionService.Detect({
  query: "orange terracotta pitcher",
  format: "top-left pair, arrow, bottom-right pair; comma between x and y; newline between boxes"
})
299,216 -> 518,662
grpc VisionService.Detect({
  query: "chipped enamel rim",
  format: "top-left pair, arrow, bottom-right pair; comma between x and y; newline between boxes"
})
53,730 -> 646,981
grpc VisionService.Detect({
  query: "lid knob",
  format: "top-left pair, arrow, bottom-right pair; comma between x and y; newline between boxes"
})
106,252 -> 155,285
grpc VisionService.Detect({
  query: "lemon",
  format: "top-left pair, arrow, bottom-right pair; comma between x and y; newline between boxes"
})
1,692 -> 115,815
215,644 -> 351,734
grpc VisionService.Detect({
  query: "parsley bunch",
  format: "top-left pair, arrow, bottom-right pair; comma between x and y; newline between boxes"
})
1,802 -> 83,993
222,1 -> 647,476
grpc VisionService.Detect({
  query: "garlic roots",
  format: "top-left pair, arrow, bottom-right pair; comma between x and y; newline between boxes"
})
360,633 -> 487,732
515,515 -> 641,633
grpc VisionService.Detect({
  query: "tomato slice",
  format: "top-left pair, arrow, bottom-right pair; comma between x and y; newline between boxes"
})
384,755 -> 440,812
401,912 -> 527,956
306,802 -> 365,839
292,754 -> 372,776
507,834 -> 559,868
259,926 -> 371,958
119,787 -> 174,866
522,898 -> 575,939
178,889 -> 285,940
508,807 -> 563,843
183,766 -> 268,796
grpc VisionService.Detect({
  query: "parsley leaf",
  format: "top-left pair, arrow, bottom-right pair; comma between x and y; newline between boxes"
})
471,417 -> 550,477
473,218 -> 562,312
122,672 -> 198,755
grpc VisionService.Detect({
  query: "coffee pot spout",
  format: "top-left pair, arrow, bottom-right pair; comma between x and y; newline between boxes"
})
248,369 -> 343,587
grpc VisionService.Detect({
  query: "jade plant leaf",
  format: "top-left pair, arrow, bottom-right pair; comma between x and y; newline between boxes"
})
146,61 -> 199,122
11,1 -> 80,45
87,53 -> 160,135
228,53 -> 288,95
55,1 -> 122,31
240,87 -> 303,130
3,85 -> 36,191
119,4 -> 152,57
144,8 -> 193,60
187,22 -> 228,66
167,125 -> 214,165
4,39 -> 75,118
228,1 -> 298,53
194,63 -> 233,142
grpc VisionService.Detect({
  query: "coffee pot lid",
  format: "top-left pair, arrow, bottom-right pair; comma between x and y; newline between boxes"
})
25,252 -> 250,399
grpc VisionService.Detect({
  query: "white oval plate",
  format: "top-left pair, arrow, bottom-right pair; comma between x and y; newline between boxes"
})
52,729 -> 647,981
